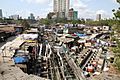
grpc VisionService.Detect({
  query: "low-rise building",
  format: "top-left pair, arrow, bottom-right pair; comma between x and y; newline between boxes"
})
14,26 -> 24,34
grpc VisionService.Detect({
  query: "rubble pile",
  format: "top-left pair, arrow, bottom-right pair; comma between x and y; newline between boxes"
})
0,63 -> 48,80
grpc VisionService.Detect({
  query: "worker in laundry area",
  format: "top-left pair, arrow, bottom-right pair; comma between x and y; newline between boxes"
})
92,61 -> 98,70
83,71 -> 91,78
32,46 -> 37,60
27,46 -> 33,60
87,64 -> 95,73
27,46 -> 33,53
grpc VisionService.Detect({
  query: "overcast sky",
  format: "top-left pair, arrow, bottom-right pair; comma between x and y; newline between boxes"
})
0,0 -> 119,19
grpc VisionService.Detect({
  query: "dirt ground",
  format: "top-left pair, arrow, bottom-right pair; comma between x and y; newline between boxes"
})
92,60 -> 120,80
0,63 -> 48,80
0,26 -> 14,32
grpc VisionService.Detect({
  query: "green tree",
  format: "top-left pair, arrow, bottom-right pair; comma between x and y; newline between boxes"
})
112,0 -> 120,33
112,0 -> 120,70
55,18 -> 67,23
39,18 -> 51,25
117,0 -> 120,4
81,18 -> 85,24
85,20 -> 109,26
21,19 -> 30,30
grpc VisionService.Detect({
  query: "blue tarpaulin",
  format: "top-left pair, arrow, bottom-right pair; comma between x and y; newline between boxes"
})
75,33 -> 86,37
13,56 -> 28,64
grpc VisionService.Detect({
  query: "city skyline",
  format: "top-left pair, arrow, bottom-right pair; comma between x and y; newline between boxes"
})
0,0 -> 119,19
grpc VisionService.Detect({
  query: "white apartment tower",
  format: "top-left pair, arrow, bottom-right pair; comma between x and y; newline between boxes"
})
0,9 -> 3,18
53,0 -> 70,18
96,14 -> 102,21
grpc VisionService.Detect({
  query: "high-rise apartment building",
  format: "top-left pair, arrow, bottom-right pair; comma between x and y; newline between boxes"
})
68,8 -> 78,20
0,9 -> 3,18
28,13 -> 35,20
53,0 -> 70,18
96,14 -> 101,21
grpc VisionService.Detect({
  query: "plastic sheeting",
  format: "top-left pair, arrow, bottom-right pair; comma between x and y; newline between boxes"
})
78,39 -> 86,43
75,33 -> 86,37
13,56 -> 28,64
58,37 -> 74,43
22,34 -> 38,40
